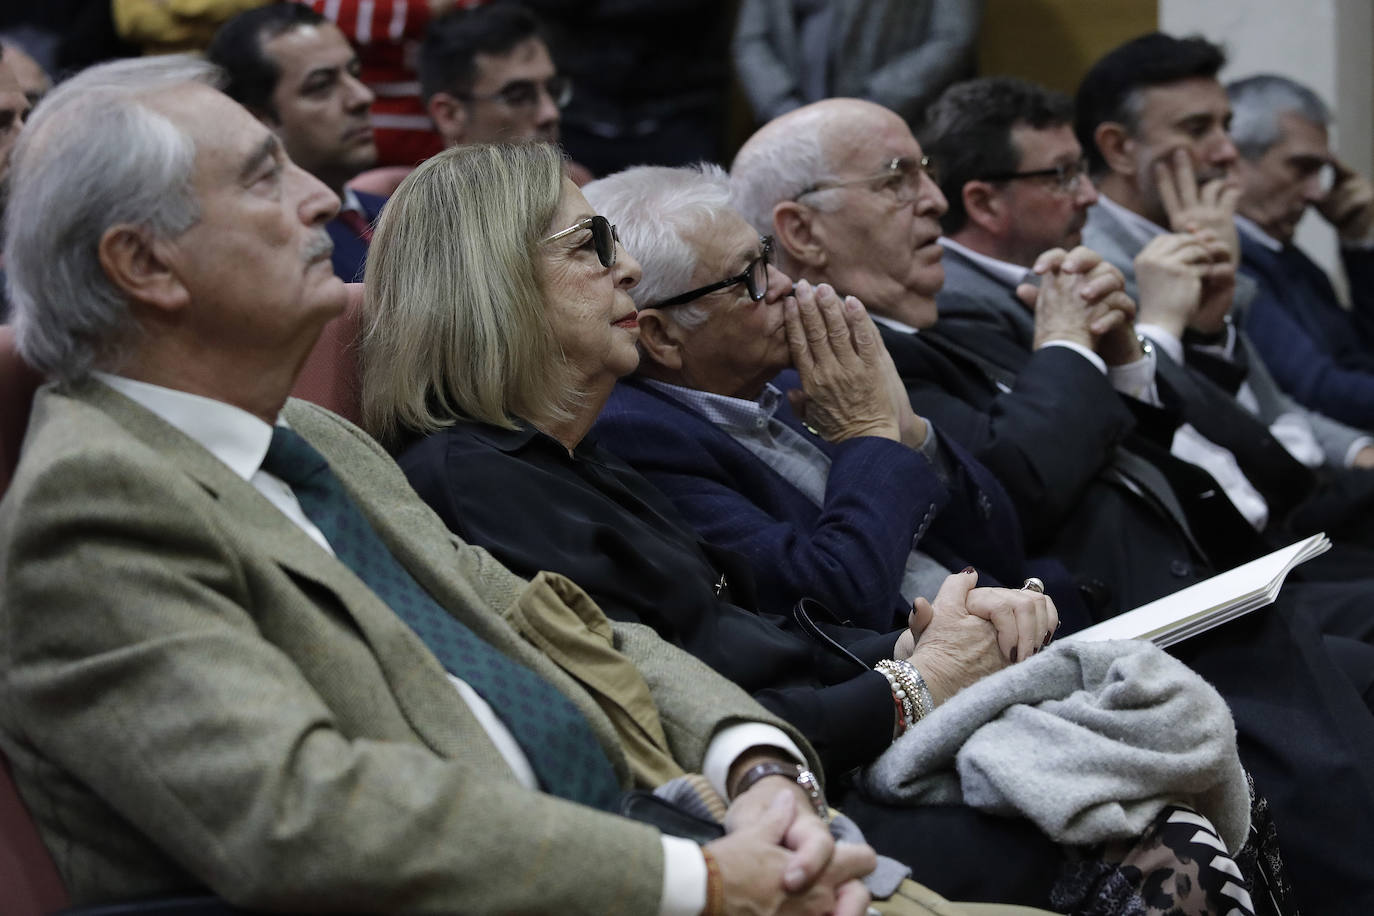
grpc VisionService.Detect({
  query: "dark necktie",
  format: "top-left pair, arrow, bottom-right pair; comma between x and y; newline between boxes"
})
262,426 -> 621,810
336,208 -> 374,243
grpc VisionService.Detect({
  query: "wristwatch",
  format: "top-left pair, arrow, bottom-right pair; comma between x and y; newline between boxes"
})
733,761 -> 829,821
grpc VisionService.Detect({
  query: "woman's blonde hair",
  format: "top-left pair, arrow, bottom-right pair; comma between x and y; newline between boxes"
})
360,142 -> 566,449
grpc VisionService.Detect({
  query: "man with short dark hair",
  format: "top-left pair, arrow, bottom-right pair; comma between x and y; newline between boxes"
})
922,74 -> 1283,576
1076,32 -> 1374,557
420,4 -> 564,147
418,4 -> 593,183
209,4 -> 383,281
1228,73 -> 1374,427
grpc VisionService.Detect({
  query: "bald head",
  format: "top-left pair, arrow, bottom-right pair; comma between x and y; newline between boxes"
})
732,98 -> 894,236
730,98 -> 948,328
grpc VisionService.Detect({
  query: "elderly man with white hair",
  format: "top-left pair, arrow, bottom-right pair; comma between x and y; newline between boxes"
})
585,162 -> 1086,636
584,161 -> 1160,907
1228,73 -> 1374,427
0,53 -> 893,915
725,94 -> 1374,916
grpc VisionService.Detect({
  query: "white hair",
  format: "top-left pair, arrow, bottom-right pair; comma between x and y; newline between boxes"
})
729,103 -> 842,237
582,163 -> 738,328
1227,74 -> 1332,161
4,54 -> 223,382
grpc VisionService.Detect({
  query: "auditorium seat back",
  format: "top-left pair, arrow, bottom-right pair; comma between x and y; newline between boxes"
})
0,753 -> 69,914
0,325 -> 42,500
289,284 -> 364,424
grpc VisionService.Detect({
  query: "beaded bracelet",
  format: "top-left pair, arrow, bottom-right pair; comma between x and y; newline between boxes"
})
874,660 -> 916,738
892,658 -> 935,722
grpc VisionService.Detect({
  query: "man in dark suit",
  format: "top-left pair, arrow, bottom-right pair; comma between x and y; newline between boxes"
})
209,4 -> 385,282
1073,33 -> 1374,562
728,91 -> 1374,913
0,54 -> 877,914
923,73 -> 1374,630
1227,73 -> 1374,428
732,93 -> 1237,614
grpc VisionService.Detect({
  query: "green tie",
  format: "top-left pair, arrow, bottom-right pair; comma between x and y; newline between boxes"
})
262,425 -> 621,811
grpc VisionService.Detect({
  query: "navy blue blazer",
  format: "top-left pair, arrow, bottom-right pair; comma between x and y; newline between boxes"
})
594,373 -> 1036,632
325,189 -> 387,283
1240,233 -> 1374,428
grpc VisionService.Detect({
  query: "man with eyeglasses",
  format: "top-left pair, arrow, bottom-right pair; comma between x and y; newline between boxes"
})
209,4 -> 383,283
419,4 -> 590,182
728,96 -> 1200,615
586,161 -> 1079,639
729,92 -> 1374,915
1227,74 -> 1374,429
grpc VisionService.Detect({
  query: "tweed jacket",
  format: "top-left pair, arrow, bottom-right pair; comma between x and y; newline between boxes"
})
1082,197 -> 1369,467
1240,233 -> 1374,429
0,381 -> 813,912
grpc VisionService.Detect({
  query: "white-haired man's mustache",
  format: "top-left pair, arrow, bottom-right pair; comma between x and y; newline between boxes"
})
303,231 -> 334,264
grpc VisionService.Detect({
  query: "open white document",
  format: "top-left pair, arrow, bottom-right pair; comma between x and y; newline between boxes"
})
1062,533 -> 1331,648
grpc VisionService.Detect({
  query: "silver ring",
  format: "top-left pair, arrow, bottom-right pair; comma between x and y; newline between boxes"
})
1021,577 -> 1045,594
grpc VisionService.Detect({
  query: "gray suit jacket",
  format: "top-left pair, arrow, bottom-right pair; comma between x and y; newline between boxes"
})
1082,200 -> 1366,466
732,0 -> 982,124
0,380 -> 814,911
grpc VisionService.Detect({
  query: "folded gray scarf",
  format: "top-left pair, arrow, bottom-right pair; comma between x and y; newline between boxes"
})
861,639 -> 1250,852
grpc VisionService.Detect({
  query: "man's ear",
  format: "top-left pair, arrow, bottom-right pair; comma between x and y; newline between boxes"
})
97,224 -> 191,316
961,180 -> 1005,234
427,92 -> 468,146
634,308 -> 684,372
1094,122 -> 1136,178
772,200 -> 827,272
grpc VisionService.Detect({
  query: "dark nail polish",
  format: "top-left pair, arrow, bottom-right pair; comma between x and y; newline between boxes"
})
1010,647 -> 1018,663
1043,631 -> 1053,647
961,566 -> 976,575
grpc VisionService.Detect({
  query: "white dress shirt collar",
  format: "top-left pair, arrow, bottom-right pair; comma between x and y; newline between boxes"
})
938,237 -> 1035,290
869,312 -> 922,336
1234,214 -> 1283,252
92,371 -> 274,482
340,186 -> 365,217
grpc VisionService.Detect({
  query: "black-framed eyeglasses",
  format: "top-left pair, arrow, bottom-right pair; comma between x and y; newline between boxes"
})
460,74 -> 573,111
795,156 -> 939,204
544,215 -> 619,268
979,157 -> 1090,193
655,236 -> 774,308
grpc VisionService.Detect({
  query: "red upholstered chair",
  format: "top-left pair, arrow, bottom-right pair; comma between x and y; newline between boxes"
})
290,283 -> 364,424
0,329 -> 246,915
0,325 -> 43,500
0,755 -> 68,915
0,328 -> 68,914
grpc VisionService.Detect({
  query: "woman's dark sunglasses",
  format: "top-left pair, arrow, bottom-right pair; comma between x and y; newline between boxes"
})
544,215 -> 620,268
657,236 -> 774,307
